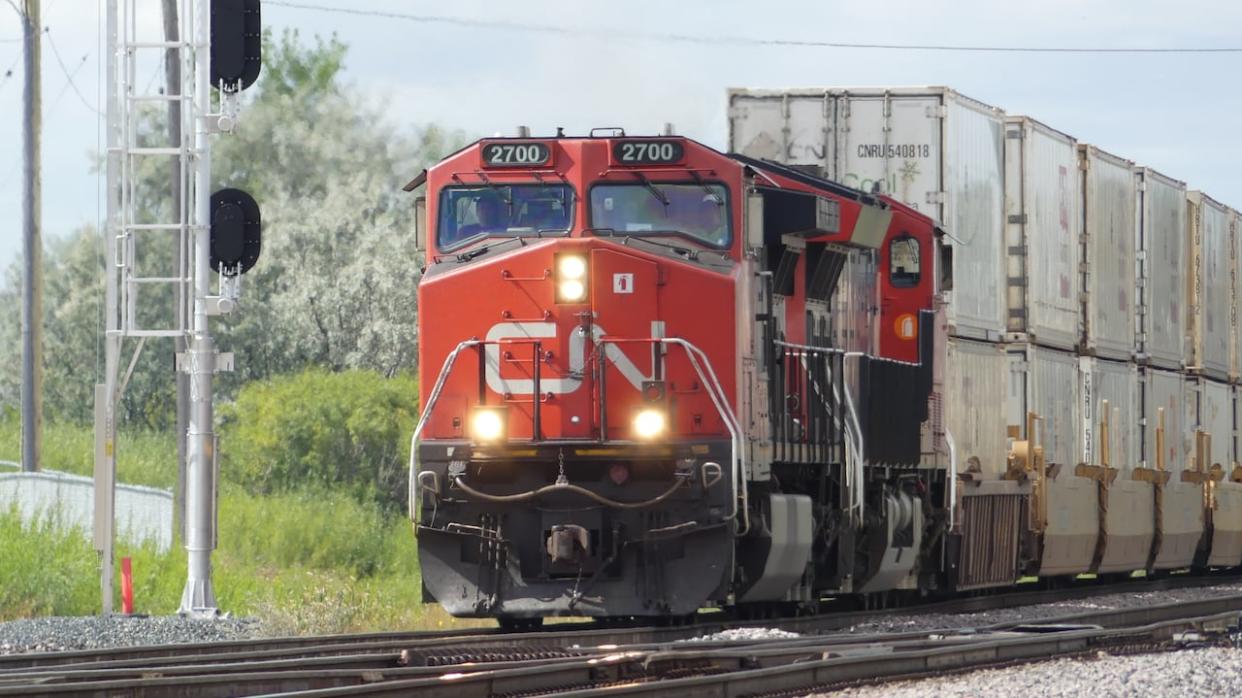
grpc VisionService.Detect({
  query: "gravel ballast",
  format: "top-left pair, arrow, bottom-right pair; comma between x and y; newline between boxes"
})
0,615 -> 259,655
682,627 -> 802,643
842,582 -> 1242,634
822,647 -> 1242,697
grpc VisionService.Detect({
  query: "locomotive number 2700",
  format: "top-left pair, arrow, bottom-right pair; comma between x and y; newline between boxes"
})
614,140 -> 684,164
482,142 -> 551,167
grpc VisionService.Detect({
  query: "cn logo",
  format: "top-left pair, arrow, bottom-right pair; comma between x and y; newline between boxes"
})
613,273 -> 634,294
483,321 -> 663,395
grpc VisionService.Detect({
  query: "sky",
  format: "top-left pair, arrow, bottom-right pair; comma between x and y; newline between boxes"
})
0,0 -> 1240,267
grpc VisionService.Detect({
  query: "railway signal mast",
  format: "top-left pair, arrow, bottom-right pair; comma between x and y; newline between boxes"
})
95,0 -> 261,616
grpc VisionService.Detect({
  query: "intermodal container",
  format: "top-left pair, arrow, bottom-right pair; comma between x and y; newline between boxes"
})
1135,169 -> 1187,369
728,87 -> 1007,341
1004,117 -> 1082,350
1080,145 -> 1137,360
1079,356 -> 1138,471
944,338 -> 1009,476
1186,192 -> 1231,379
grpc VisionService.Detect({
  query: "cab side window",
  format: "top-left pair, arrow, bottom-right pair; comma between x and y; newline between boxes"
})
889,235 -> 921,288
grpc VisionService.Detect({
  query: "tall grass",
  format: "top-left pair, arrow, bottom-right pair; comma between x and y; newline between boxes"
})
0,416 -> 176,489
0,490 -> 475,632
0,416 -> 480,632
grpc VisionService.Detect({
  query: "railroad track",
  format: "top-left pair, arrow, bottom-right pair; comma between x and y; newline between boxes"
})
2,572 -> 1240,697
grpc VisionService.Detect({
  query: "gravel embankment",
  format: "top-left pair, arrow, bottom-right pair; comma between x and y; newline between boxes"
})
822,647 -> 1242,697
843,582 -> 1242,634
683,627 -> 802,643
0,615 -> 260,655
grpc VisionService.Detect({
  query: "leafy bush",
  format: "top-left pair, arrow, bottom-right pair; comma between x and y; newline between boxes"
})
219,368 -> 418,510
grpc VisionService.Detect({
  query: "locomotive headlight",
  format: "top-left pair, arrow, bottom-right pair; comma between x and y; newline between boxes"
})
557,278 -> 587,302
470,407 -> 507,443
633,408 -> 667,440
558,254 -> 587,280
555,253 -> 588,303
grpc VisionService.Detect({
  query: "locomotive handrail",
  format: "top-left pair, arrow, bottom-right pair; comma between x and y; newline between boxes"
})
778,342 -> 867,522
408,336 -> 749,536
450,470 -> 696,509
946,427 -> 958,530
595,336 -> 750,536
841,351 -> 868,520
407,338 -> 482,518
674,338 -> 750,537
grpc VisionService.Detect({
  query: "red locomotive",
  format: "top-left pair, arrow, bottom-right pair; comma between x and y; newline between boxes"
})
407,131 -> 951,625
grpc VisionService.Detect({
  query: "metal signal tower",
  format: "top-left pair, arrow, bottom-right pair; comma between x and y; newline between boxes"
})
97,0 -> 260,616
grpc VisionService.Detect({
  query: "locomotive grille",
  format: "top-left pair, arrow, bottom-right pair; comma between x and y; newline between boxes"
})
956,491 -> 1025,590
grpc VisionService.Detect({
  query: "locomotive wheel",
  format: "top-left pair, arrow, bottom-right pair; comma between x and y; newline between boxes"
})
497,616 -> 544,632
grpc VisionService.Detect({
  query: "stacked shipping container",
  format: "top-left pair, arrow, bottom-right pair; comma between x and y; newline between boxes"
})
728,86 -> 1239,574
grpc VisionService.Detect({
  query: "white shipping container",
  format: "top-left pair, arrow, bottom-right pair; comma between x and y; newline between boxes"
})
1140,369 -> 1203,571
1212,385 -> 1242,567
1079,357 -> 1138,471
1186,192 -> 1231,380
1191,378 -> 1234,469
727,87 -> 1006,340
1141,368 -> 1188,470
1007,343 -> 1080,468
1233,208 -> 1242,381
1136,169 -> 1187,369
1009,343 -> 1092,576
944,338 -> 1009,476
1004,117 -> 1082,350
1235,385 -> 1241,467
1080,146 -> 1137,360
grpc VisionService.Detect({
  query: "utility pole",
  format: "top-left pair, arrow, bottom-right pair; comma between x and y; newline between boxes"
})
95,0 -> 120,615
20,0 -> 43,473
163,0 -> 189,545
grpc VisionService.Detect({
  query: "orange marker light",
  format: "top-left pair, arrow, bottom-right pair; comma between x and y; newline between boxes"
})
894,313 -> 918,341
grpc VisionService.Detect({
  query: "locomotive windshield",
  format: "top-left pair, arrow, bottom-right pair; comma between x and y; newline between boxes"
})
437,184 -> 574,249
589,183 -> 730,248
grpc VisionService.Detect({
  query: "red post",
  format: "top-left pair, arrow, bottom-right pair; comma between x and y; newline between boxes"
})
120,557 -> 134,614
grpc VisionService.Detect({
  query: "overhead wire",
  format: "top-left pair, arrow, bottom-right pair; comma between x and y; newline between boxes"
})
0,25 -> 95,194
44,25 -> 100,114
265,0 -> 1242,54
46,40 -> 89,112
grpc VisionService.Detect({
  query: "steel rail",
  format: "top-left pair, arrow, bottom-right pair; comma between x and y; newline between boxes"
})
3,571 -> 1240,678
12,600 -> 1232,697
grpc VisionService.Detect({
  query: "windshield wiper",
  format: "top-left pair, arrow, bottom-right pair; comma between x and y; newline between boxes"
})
632,171 -> 669,208
689,170 -> 724,205
474,171 -> 512,205
590,227 -> 697,260
455,235 -> 524,262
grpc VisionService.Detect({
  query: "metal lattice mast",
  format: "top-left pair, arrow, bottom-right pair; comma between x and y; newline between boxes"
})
96,0 -> 233,616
